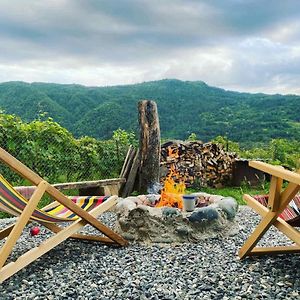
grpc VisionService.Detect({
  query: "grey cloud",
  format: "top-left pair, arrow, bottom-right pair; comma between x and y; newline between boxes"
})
1,0 -> 298,60
0,0 -> 300,94
211,0 -> 300,33
161,37 -> 300,94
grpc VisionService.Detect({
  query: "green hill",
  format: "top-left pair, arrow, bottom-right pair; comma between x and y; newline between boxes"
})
0,79 -> 299,146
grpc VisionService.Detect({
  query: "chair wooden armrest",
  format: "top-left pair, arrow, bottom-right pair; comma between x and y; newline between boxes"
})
249,161 -> 300,184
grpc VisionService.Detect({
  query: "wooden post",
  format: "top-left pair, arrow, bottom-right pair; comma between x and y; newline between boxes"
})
138,100 -> 161,194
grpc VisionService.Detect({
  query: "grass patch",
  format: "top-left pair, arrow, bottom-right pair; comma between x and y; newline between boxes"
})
0,211 -> 10,218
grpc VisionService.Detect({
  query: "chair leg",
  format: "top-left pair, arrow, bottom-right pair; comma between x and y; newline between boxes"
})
268,176 -> 282,211
0,222 -> 115,244
0,224 -> 16,240
245,194 -> 300,246
42,223 -> 116,244
0,181 -> 47,269
250,245 -> 300,256
239,184 -> 300,259
0,196 -> 125,283
239,211 -> 279,259
46,186 -> 128,246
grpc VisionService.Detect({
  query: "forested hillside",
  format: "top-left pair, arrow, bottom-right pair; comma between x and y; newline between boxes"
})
0,79 -> 299,146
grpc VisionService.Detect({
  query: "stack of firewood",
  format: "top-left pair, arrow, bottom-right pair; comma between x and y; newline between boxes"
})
160,141 -> 237,187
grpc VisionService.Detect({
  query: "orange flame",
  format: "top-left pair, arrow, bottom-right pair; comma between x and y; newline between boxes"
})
156,152 -> 186,209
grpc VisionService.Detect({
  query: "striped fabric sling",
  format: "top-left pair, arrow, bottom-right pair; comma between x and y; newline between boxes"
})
0,174 -> 108,223
253,194 -> 300,227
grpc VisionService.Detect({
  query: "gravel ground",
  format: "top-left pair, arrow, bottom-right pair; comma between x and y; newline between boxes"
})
0,206 -> 299,300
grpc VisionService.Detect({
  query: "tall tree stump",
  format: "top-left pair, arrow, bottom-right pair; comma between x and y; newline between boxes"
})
138,100 -> 161,194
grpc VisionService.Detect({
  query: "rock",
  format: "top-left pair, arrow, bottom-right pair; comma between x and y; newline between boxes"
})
175,225 -> 191,237
128,205 -> 150,218
147,206 -> 163,218
162,207 -> 181,218
115,198 -> 137,215
188,207 -> 219,223
216,197 -> 238,220
191,192 -> 223,203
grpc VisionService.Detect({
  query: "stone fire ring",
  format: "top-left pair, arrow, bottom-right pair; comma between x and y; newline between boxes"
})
114,193 -> 239,243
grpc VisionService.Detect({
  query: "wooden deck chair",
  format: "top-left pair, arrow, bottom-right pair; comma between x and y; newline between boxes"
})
0,147 -> 128,283
239,161 -> 300,259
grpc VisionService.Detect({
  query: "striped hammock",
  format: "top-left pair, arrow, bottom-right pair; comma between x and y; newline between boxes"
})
0,174 -> 108,223
253,194 -> 300,227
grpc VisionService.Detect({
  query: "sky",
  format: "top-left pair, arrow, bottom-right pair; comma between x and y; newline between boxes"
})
1,0 -> 300,94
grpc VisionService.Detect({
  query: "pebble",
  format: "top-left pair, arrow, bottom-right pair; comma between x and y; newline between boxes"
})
0,207 -> 299,299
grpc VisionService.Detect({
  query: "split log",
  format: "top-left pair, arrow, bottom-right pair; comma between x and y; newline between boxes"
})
160,140 -> 237,187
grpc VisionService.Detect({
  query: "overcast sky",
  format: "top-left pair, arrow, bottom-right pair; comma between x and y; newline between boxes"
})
1,0 -> 300,94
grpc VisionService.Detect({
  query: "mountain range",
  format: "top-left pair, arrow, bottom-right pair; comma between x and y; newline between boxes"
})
0,79 -> 299,146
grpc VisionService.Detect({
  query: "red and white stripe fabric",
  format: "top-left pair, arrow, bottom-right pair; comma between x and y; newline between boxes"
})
253,194 -> 300,227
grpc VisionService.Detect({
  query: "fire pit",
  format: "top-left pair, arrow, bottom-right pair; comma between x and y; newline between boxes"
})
115,156 -> 238,243
114,192 -> 239,243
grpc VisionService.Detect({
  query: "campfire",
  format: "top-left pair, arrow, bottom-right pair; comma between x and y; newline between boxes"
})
156,162 -> 186,209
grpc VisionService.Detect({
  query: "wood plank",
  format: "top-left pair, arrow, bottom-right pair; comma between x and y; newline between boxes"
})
0,181 -> 47,269
118,148 -> 136,197
239,184 -> 300,259
120,148 -> 136,181
250,245 -> 300,255
239,182 -> 300,258
106,184 -> 120,196
239,161 -> 300,259
53,178 -> 125,191
0,224 -> 17,240
0,196 -> 125,283
239,211 -> 278,259
46,186 -> 128,246
244,194 -> 300,246
120,145 -> 133,177
42,223 -> 115,244
121,150 -> 140,197
268,176 -> 282,211
239,187 -> 298,259
15,178 -> 126,194
279,182 -> 300,212
249,161 -> 300,185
